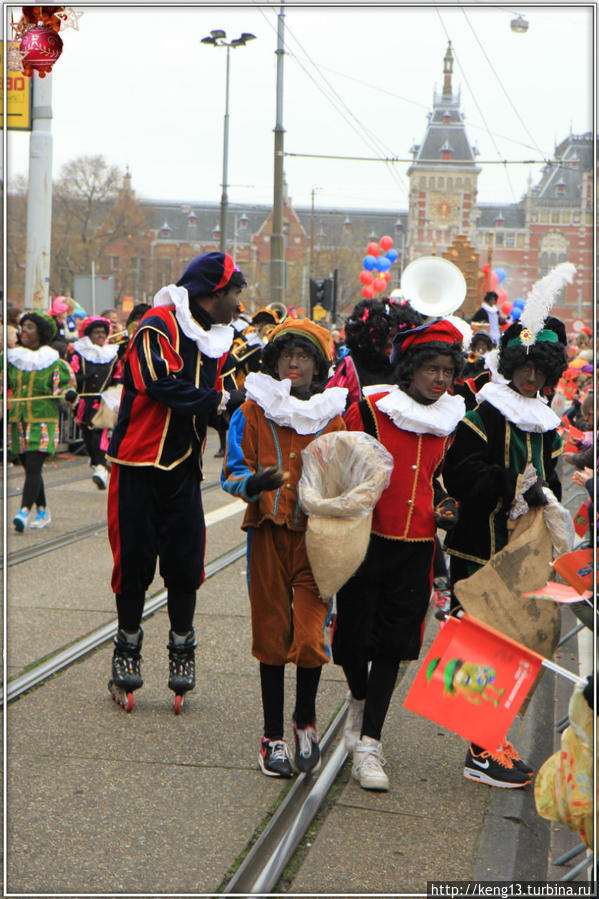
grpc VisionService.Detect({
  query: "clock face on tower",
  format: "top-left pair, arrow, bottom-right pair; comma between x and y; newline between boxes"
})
428,191 -> 460,224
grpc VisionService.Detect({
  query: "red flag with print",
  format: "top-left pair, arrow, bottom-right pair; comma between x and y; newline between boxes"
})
404,615 -> 543,752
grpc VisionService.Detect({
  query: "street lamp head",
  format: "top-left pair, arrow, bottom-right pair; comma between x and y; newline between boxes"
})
231,32 -> 257,47
240,32 -> 257,42
200,36 -> 216,44
210,29 -> 226,39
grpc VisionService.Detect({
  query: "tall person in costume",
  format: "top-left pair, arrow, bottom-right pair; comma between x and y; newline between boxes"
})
6,311 -> 77,531
106,252 -> 247,713
332,319 -> 465,791
221,318 -> 347,777
69,315 -> 121,490
443,263 -> 574,788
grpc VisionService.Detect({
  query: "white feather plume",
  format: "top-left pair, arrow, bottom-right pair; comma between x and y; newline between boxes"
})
519,262 -> 576,342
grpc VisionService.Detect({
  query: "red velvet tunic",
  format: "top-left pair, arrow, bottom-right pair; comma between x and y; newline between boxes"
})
345,391 -> 453,541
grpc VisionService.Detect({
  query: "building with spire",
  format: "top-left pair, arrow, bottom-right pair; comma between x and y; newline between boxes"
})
406,42 -> 481,261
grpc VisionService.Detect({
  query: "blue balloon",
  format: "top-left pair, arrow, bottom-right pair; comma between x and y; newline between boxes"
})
495,268 -> 506,284
363,255 -> 376,270
512,297 -> 525,309
385,249 -> 398,263
377,256 -> 391,272
511,307 -> 522,319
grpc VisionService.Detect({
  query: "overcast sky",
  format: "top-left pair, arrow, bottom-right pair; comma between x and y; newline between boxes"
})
6,3 -> 595,213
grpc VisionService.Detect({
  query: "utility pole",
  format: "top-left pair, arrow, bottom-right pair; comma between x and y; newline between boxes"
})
270,2 -> 285,306
24,72 -> 53,309
219,44 -> 231,253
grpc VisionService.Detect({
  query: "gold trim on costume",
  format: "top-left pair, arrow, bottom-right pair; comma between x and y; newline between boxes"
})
402,435 -> 422,538
463,416 -> 487,443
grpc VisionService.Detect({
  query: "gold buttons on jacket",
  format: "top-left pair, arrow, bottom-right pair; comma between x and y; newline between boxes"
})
290,452 -> 297,459
412,464 -> 417,470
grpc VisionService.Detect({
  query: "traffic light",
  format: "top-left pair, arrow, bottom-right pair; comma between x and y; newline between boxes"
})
309,277 -> 333,315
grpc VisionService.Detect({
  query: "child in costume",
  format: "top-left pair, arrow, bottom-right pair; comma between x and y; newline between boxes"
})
332,318 -> 465,791
69,315 -> 121,490
327,298 -> 423,406
5,311 -> 77,531
221,318 -> 347,777
443,264 -> 573,789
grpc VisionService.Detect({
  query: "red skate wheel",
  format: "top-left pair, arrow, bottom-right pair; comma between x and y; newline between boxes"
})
174,694 -> 183,715
124,692 -> 135,713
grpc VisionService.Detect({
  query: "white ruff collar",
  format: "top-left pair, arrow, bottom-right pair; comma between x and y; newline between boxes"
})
476,382 -> 560,432
481,302 -> 499,317
7,346 -> 59,371
375,386 -> 466,436
73,336 -> 119,364
153,284 -> 233,358
244,372 -> 347,435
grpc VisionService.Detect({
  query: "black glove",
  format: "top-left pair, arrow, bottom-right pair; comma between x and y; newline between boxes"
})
522,477 -> 548,507
246,466 -> 286,497
497,467 -> 517,507
64,389 -> 78,404
225,389 -> 246,417
582,673 -> 597,713
434,496 -> 460,529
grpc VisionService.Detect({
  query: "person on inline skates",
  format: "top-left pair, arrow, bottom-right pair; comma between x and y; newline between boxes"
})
106,252 -> 247,713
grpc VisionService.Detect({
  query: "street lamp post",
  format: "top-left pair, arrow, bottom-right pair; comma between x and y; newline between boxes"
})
201,29 -> 256,255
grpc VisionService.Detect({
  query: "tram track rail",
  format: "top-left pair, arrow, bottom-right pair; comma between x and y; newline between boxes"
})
3,480 -> 222,567
2,542 -> 246,705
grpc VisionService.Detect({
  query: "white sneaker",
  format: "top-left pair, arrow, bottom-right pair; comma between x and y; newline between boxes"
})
352,736 -> 389,791
344,694 -> 365,751
92,465 -> 108,490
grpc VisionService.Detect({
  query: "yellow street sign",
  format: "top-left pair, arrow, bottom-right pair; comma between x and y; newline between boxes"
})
1,42 -> 33,131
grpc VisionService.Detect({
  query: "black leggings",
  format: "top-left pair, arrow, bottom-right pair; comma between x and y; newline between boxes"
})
116,590 -> 196,634
260,662 -> 322,739
342,656 -> 400,742
81,426 -> 106,467
19,451 -> 47,510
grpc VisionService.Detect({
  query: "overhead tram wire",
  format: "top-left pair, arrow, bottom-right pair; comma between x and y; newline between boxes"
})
460,7 -> 547,159
435,7 -> 519,202
250,1 -> 408,201
284,152 -> 553,166
296,59 -> 552,155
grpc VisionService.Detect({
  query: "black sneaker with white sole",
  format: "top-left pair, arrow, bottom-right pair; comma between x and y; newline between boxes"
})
258,737 -> 293,778
464,744 -> 531,788
293,723 -> 321,774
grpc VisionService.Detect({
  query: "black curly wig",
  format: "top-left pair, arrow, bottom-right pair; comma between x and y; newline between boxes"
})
498,316 -> 568,389
19,312 -> 57,347
261,332 -> 329,386
393,341 -> 466,392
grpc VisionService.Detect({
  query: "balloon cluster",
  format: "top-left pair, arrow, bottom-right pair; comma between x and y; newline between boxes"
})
358,235 -> 399,299
480,263 -> 525,324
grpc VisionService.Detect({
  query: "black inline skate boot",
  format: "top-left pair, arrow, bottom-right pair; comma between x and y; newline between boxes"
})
167,628 -> 196,714
108,627 -> 143,712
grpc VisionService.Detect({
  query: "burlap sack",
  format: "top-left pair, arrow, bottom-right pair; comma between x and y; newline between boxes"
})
91,385 -> 122,430
305,513 -> 372,600
453,506 -> 562,714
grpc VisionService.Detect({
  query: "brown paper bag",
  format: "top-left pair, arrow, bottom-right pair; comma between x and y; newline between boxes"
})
305,513 -> 372,600
453,507 -> 562,714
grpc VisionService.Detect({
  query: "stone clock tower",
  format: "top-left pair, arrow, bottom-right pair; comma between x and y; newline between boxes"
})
406,43 -> 481,262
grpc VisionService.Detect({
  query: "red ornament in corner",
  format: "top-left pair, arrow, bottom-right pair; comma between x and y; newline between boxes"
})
20,23 -> 63,77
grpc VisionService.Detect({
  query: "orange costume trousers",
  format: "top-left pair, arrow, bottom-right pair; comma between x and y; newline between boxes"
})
246,520 -> 329,668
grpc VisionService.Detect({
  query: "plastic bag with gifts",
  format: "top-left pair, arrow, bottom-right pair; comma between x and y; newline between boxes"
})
298,431 -> 393,599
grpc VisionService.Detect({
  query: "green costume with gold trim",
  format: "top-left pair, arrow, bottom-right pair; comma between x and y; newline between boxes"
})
4,347 -> 76,455
443,392 -> 562,577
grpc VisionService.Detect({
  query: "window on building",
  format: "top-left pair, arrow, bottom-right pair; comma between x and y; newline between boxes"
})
516,234 -> 525,248
110,256 -> 120,271
551,213 -> 560,224
456,177 -> 462,188
540,211 -> 549,223
447,178 -> 453,190
495,233 -> 504,246
437,177 -> 444,188
506,234 -> 514,247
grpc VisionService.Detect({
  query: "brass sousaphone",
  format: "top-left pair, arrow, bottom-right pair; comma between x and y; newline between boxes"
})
400,256 -> 467,318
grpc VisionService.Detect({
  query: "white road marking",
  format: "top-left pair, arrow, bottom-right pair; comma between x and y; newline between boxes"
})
205,498 -> 246,527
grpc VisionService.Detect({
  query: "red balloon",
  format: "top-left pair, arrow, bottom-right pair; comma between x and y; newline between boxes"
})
359,269 -> 374,285
361,285 -> 375,299
380,235 -> 393,252
481,263 -> 491,273
373,279 -> 386,292
490,272 -> 499,290
497,288 -> 508,304
383,271 -> 391,281
500,301 -> 512,315
366,242 -> 380,257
